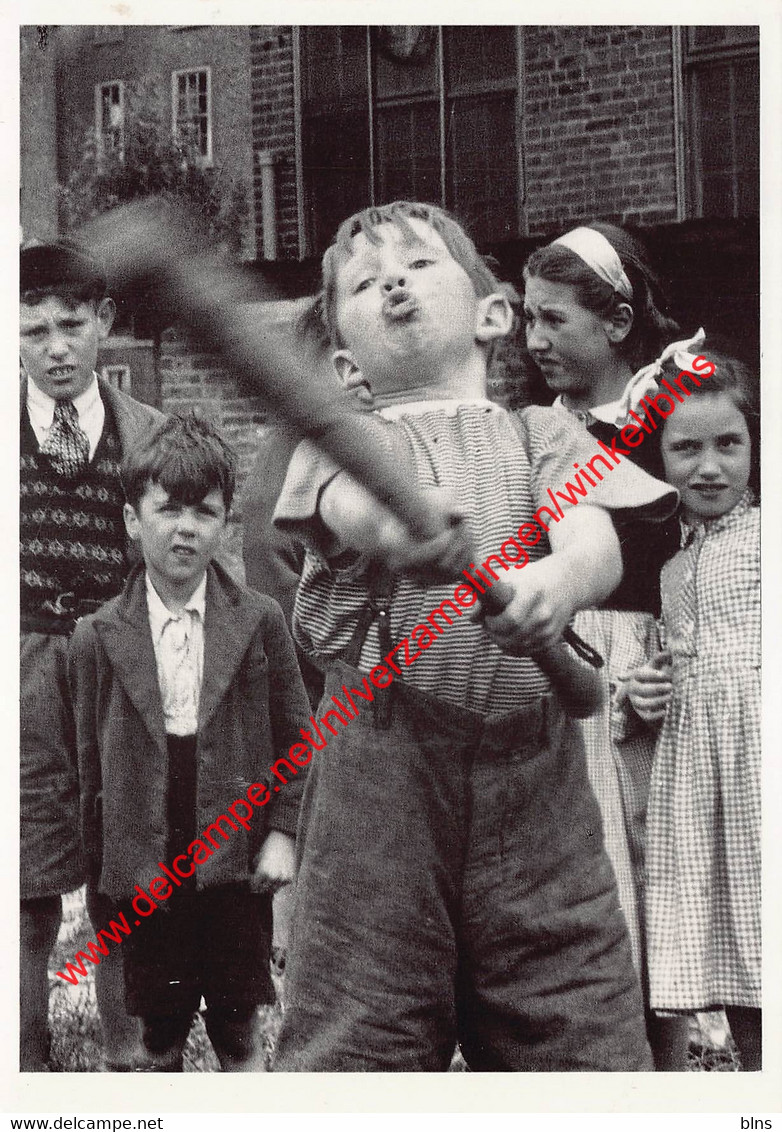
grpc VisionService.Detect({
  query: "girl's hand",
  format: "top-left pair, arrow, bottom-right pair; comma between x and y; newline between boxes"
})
622,651 -> 673,724
250,830 -> 296,894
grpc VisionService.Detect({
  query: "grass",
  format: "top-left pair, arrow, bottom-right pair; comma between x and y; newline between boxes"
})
47,888 -> 741,1073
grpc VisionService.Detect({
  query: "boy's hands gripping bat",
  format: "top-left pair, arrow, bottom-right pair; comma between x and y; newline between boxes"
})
320,414 -> 604,718
80,199 -> 603,716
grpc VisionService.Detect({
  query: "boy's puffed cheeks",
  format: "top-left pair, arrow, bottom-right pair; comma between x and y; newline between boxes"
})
326,217 -> 512,404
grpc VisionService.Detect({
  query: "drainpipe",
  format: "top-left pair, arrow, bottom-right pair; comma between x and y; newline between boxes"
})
257,149 -> 278,260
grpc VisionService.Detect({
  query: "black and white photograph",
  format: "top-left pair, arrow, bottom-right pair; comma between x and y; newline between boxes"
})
6,5 -> 780,1124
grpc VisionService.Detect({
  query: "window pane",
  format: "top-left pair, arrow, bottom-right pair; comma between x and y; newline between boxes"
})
174,71 -> 210,158
690,57 -> 758,217
687,25 -> 758,51
695,66 -> 731,169
376,102 -> 441,204
302,27 -> 368,108
303,109 -> 371,251
98,84 -> 123,152
447,93 -> 517,242
445,27 -> 516,92
735,58 -> 760,214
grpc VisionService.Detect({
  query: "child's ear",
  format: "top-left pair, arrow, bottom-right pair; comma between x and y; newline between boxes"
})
96,297 -> 116,341
331,349 -> 360,386
604,302 -> 633,345
475,293 -> 514,343
123,502 -> 141,541
332,349 -> 375,406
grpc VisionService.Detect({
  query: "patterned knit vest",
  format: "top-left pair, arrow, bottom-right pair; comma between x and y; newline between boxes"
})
20,402 -> 128,616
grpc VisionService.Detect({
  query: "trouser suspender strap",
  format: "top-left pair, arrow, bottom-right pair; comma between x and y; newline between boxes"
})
341,562 -> 395,730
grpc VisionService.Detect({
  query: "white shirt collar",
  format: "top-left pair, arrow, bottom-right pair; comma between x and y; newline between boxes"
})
27,372 -> 102,427
146,572 -> 207,644
552,391 -> 623,426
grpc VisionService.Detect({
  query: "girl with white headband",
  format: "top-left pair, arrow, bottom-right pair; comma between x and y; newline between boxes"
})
523,222 -> 696,1071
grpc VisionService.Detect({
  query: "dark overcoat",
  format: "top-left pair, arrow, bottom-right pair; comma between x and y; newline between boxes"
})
68,561 -> 310,900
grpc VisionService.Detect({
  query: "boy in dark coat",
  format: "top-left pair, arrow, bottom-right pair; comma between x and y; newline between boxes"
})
68,415 -> 310,1070
20,241 -> 163,1070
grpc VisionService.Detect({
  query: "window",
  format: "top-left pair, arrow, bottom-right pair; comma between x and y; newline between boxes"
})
95,81 -> 124,158
683,26 -> 759,218
172,68 -> 212,163
300,27 -> 519,253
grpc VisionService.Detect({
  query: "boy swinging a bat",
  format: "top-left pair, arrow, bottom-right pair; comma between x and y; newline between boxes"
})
269,202 -> 676,1072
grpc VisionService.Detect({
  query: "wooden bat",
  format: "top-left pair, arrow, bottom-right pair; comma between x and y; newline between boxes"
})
80,200 -> 604,716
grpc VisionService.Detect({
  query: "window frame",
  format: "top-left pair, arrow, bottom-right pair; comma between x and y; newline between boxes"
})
679,26 -> 759,220
298,26 -> 520,255
94,79 -> 125,161
171,66 -> 213,166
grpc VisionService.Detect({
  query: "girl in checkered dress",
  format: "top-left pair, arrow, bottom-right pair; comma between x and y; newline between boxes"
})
627,352 -> 761,1070
523,223 -> 691,1069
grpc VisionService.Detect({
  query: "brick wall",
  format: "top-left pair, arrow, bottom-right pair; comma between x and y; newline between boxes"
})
157,299 -> 315,497
523,25 -> 679,234
157,321 -> 269,581
249,26 -> 299,259
159,327 -> 269,501
157,298 -> 320,580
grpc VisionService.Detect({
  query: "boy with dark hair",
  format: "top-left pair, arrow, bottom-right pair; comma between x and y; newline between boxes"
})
20,239 -> 163,1070
271,201 -> 676,1072
69,414 -> 310,1071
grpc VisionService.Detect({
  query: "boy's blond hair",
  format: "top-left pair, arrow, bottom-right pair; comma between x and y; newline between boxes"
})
315,201 -> 505,348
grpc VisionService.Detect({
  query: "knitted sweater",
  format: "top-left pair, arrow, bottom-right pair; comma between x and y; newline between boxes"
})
20,404 -> 127,616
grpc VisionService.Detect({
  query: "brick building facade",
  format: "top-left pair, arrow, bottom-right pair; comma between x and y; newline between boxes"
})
21,24 -> 759,508
522,26 -> 679,231
248,26 -> 757,253
51,25 -> 257,258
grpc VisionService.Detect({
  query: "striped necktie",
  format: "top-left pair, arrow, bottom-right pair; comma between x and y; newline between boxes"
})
40,400 -> 90,478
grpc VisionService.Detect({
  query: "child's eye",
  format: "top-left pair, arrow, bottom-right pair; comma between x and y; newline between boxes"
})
354,278 -> 374,294
717,435 -> 744,448
409,258 -> 434,270
669,441 -> 699,453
